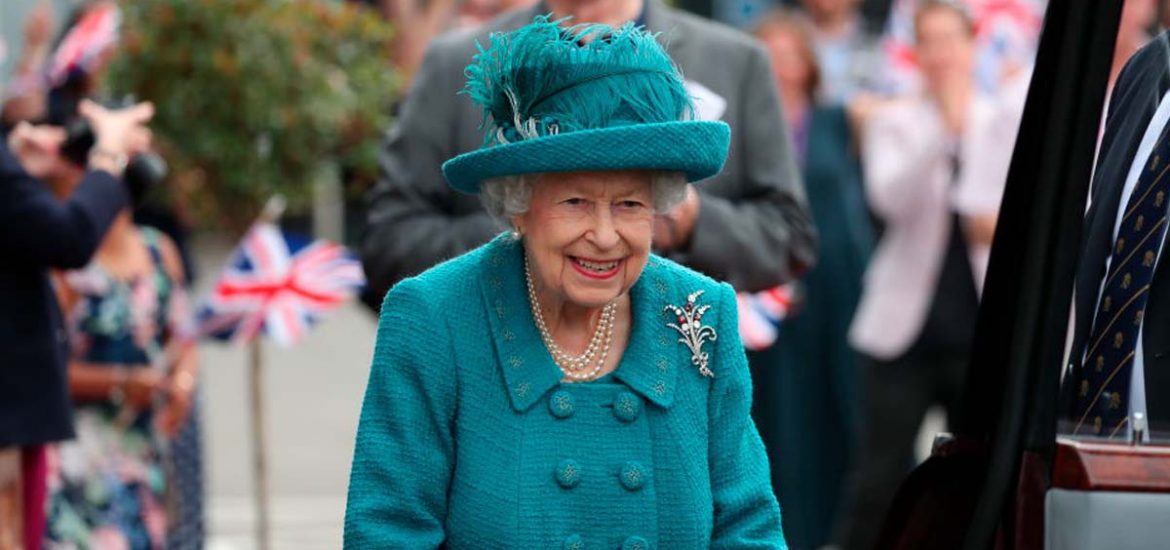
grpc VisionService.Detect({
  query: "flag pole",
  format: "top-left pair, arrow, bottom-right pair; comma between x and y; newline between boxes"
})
249,196 -> 285,550
249,339 -> 270,550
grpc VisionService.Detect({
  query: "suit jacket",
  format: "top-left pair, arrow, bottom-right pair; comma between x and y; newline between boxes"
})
0,142 -> 127,446
360,1 -> 816,307
849,94 -> 1019,360
344,234 -> 784,548
1063,33 -> 1170,427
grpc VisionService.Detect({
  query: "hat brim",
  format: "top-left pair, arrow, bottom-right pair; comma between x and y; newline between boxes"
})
441,121 -> 730,194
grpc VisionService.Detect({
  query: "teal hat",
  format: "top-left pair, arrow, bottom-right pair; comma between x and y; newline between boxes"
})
442,15 -> 731,194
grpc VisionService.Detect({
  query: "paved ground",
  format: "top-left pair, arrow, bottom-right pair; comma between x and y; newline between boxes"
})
192,233 -> 376,549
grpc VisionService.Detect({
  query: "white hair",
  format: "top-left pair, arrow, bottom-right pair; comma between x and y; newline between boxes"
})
479,172 -> 689,230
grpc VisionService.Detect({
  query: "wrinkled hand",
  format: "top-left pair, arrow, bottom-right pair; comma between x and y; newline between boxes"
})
653,185 -> 700,251
6,122 -> 77,180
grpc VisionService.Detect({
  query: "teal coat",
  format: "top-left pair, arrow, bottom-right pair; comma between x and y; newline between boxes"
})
344,234 -> 786,549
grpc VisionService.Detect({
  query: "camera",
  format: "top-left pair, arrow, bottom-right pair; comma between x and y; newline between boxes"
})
58,99 -> 167,204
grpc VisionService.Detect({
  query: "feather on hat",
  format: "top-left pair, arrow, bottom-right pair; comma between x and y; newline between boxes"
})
464,15 -> 695,144
442,15 -> 731,193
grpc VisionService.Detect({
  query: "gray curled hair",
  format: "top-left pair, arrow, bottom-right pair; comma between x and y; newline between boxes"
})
480,172 -> 689,230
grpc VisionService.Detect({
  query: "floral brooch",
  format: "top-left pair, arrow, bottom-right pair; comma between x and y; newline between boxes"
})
664,290 -> 718,378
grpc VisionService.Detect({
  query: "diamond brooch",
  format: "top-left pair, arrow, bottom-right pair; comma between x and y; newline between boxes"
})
664,290 -> 718,378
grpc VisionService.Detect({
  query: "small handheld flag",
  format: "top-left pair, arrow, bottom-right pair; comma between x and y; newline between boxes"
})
47,3 -> 122,86
737,284 -> 795,352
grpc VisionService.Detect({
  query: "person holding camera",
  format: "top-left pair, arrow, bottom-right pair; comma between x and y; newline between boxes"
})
0,99 -> 153,550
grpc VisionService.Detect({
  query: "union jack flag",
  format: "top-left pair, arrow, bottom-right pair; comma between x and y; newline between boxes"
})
199,223 -> 365,347
880,0 -> 1045,94
46,2 -> 122,86
737,284 -> 796,352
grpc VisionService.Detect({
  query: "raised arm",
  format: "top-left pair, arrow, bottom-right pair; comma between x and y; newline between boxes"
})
0,141 -> 127,269
0,102 -> 152,268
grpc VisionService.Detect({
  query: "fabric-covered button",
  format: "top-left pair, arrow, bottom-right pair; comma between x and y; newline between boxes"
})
549,390 -> 575,419
621,536 -> 650,550
613,391 -> 641,423
563,534 -> 585,550
619,461 -> 646,491
555,459 -> 582,489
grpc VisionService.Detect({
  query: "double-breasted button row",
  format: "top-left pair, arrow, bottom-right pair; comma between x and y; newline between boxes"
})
546,389 -> 643,422
553,460 -> 648,491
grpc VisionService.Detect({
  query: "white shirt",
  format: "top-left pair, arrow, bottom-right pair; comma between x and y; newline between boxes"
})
850,95 -> 1016,360
1088,88 -> 1170,439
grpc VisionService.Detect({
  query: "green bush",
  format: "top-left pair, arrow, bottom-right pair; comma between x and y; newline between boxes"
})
108,0 -> 398,231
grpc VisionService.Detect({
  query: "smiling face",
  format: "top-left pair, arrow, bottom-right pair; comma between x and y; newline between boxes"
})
514,170 -> 656,311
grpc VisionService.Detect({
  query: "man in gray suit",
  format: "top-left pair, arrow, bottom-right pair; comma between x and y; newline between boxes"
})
360,0 -> 816,307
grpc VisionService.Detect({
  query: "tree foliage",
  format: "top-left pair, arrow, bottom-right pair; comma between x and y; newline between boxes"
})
108,0 -> 398,230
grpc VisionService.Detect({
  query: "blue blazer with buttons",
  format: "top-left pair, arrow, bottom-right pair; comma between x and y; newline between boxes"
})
344,234 -> 786,549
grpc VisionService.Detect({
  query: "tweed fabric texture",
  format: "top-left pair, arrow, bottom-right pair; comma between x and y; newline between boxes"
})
443,121 -> 731,193
344,234 -> 786,548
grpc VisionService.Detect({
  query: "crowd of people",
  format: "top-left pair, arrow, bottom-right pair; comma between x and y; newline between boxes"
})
1,0 -> 1165,549
1,3 -> 205,549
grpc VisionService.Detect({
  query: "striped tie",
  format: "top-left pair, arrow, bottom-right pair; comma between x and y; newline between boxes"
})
1072,125 -> 1170,437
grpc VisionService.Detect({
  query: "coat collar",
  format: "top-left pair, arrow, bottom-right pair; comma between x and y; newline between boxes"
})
479,234 -> 680,412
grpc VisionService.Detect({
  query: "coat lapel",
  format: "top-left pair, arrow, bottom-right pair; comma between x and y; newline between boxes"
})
1072,49 -> 1170,373
480,235 -> 564,413
1064,43 -> 1170,421
613,256 -> 680,408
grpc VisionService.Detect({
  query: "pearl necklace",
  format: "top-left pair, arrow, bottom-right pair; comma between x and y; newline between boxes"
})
525,257 -> 617,381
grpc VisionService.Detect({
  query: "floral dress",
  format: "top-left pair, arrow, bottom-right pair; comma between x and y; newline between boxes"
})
44,227 -> 191,550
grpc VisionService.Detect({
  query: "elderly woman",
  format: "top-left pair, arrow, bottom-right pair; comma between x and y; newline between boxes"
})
344,16 -> 785,549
